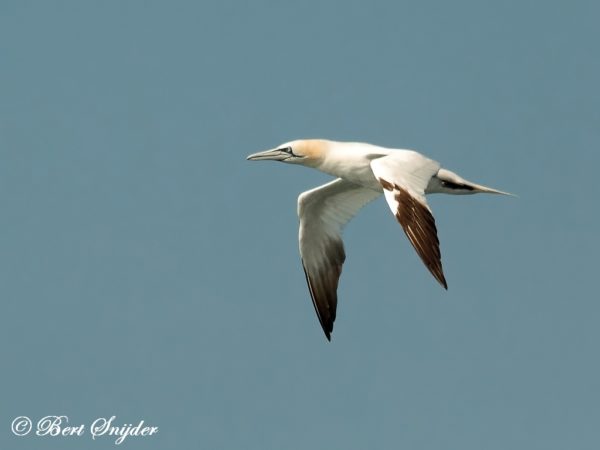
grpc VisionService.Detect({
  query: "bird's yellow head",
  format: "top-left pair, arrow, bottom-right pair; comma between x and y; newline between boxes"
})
246,139 -> 329,167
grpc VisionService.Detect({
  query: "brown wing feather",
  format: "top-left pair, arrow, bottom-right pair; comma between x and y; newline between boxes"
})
380,178 -> 447,289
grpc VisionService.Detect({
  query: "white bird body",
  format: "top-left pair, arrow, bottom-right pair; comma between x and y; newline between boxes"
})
247,139 -> 512,340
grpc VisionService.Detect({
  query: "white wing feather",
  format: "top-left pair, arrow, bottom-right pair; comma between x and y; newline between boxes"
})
298,178 -> 381,339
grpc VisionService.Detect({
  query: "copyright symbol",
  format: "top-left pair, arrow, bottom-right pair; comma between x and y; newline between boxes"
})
11,416 -> 32,436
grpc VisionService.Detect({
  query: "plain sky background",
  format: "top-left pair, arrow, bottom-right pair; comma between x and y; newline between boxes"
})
1,1 -> 598,449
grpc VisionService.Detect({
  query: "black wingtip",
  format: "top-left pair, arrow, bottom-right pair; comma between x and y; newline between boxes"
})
324,330 -> 331,341
439,276 -> 448,290
429,266 -> 447,290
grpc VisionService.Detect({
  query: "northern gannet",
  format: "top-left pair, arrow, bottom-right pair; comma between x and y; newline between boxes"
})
247,139 -> 512,340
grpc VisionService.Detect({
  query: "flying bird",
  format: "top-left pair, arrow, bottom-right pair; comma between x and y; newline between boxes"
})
247,139 -> 512,340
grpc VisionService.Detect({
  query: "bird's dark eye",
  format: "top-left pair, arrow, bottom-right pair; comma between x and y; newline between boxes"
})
282,147 -> 292,154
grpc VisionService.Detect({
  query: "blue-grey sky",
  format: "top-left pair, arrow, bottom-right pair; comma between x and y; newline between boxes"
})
1,1 -> 598,449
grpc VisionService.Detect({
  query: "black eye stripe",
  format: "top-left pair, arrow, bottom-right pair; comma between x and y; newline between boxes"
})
280,146 -> 295,156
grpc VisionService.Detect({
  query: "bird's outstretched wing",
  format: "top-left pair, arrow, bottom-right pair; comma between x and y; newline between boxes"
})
298,178 -> 381,340
370,152 -> 448,289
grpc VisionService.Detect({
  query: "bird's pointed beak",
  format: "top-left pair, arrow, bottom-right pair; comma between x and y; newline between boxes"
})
246,148 -> 288,161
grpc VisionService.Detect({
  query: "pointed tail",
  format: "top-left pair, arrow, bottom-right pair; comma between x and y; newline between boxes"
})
433,168 -> 516,196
